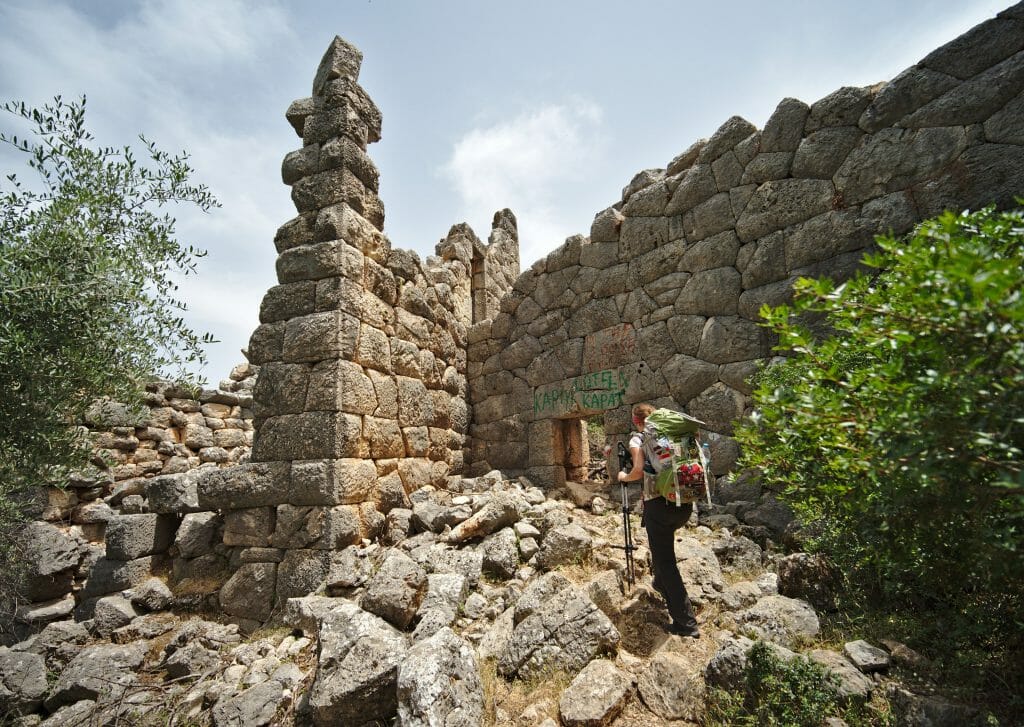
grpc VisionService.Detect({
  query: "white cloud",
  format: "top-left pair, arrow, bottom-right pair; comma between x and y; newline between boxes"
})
442,100 -> 606,266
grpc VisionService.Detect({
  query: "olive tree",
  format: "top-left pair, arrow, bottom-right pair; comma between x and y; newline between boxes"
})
0,96 -> 217,606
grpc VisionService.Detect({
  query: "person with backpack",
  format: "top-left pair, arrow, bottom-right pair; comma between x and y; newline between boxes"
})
617,402 -> 701,638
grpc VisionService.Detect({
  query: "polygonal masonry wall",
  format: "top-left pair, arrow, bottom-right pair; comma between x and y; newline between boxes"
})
465,3 -> 1024,487
157,5 -> 1024,623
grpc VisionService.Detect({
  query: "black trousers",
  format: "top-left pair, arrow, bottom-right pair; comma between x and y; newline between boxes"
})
642,496 -> 698,629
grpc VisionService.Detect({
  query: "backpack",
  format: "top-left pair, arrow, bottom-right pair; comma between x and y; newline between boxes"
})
641,408 -> 710,505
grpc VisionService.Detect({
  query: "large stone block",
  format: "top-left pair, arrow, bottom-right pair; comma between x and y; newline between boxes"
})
858,66 -> 959,133
106,514 -> 178,561
761,98 -> 810,153
904,50 -> 1024,127
805,86 -> 875,133
253,362 -> 310,418
197,462 -> 291,510
317,278 -> 395,329
791,126 -> 864,179
688,382 -> 746,434
253,411 -> 364,461
662,354 -> 719,404
292,458 -> 379,505
306,359 -> 378,414
313,203 -> 389,264
735,179 -> 835,242
618,216 -> 668,261
698,316 -> 771,364
282,311 -> 360,363
783,210 -> 874,271
396,376 -> 434,427
259,281 -> 317,324
675,267 -> 741,316
277,239 -> 363,283
276,549 -> 331,603
224,508 -> 274,547
247,321 -> 285,365
698,116 -> 758,164
220,562 -> 277,623
919,14 -> 1024,80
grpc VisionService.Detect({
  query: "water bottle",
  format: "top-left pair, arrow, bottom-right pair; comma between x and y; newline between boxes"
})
701,442 -> 712,473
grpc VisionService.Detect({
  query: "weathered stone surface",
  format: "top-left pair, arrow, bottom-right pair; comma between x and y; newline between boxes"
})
92,595 -> 139,637
687,382 -> 745,434
704,635 -> 756,690
777,552 -> 839,612
211,679 -> 287,727
674,267 -> 741,316
984,89 -> 1024,143
291,458 -> 378,506
359,549 -> 427,629
498,573 -> 619,679
886,684 -> 990,727
699,116 -> 757,164
536,522 -> 592,570
198,462 -> 290,510
219,563 -> 277,623
919,15 -> 1024,80
735,594 -> 820,648
859,66 -> 960,132
276,549 -> 331,603
805,86 -> 875,133
448,491 -> 525,543
44,642 -> 146,712
482,527 -> 520,580
761,98 -> 810,152
559,658 -> 632,727
665,164 -> 717,216
174,511 -> 220,559
735,179 -> 834,242
0,647 -> 47,715
146,468 -> 207,513
396,627 -> 484,727
309,601 -> 409,726
638,651 -> 704,721
698,315 -> 769,364
904,50 -> 1024,127
808,649 -> 874,704
105,513 -> 177,561
791,126 -> 863,179
843,639 -> 890,673
17,521 -> 82,601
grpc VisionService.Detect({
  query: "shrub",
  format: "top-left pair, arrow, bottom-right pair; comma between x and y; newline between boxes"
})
735,206 -> 1024,693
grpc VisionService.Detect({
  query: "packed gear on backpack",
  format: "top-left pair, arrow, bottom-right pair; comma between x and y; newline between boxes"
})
641,408 -> 711,506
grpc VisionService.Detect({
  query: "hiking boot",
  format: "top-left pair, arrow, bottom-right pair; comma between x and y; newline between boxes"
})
666,622 -> 700,639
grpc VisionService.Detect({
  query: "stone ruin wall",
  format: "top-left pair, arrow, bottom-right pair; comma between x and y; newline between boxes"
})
465,4 -> 1024,488
11,7 -> 1024,631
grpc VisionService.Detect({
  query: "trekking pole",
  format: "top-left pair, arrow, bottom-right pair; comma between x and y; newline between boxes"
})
614,442 -> 636,590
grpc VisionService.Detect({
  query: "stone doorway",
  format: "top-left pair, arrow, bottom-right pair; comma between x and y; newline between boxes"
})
554,417 -> 589,483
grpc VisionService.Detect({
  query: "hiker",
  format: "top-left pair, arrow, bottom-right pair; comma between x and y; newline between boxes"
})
617,402 -> 700,639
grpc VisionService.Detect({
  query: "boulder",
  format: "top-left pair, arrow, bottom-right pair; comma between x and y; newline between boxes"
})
482,527 -> 520,580
638,651 -> 705,722
843,639 -> 890,673
777,552 -> 839,612
308,601 -> 409,726
396,627 -> 484,727
498,573 -> 619,679
211,679 -> 287,727
0,647 -> 47,715
808,649 -> 874,704
91,595 -> 139,637
448,491 -> 525,543
359,549 -> 427,629
411,572 -> 467,641
558,658 -> 632,727
735,594 -> 820,648
173,512 -> 221,559
44,642 -> 147,712
535,522 -> 592,571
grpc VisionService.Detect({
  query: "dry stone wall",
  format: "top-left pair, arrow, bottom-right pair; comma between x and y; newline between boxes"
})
465,4 -> 1024,487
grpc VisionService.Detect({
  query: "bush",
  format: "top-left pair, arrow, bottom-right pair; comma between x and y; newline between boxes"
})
705,641 -> 889,726
735,206 -> 1024,694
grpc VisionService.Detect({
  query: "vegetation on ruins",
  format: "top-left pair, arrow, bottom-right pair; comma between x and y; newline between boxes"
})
0,96 -> 216,609
736,205 -> 1024,711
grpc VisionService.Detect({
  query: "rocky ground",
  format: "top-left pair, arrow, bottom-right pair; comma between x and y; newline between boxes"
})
0,471 -> 988,726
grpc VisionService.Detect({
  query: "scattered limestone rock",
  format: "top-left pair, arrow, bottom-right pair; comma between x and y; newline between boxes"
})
558,658 -> 633,727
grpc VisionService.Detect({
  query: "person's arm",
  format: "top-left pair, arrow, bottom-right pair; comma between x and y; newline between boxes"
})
618,444 -> 645,482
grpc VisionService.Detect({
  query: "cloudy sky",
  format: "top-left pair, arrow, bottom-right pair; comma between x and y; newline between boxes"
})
0,0 -> 1007,382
